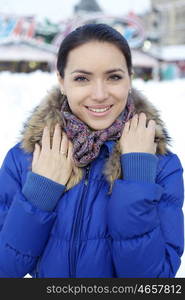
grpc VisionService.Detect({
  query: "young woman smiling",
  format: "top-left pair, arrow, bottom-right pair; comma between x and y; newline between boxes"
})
0,23 -> 184,278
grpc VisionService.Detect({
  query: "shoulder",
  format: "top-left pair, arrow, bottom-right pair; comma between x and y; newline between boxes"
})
156,150 -> 183,181
1,142 -> 32,172
157,150 -> 182,169
5,142 -> 32,158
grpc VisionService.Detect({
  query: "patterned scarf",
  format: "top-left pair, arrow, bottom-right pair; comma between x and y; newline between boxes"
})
61,95 -> 135,167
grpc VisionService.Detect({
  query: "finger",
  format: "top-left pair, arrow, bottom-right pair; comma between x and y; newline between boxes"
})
154,142 -> 157,153
67,141 -> 73,160
137,112 -> 147,128
32,143 -> 40,166
129,114 -> 138,130
52,124 -> 61,152
60,131 -> 69,156
41,126 -> 50,152
147,119 -> 156,129
123,120 -> 130,134
147,119 -> 156,138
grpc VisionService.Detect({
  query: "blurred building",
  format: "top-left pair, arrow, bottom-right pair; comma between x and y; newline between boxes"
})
71,0 -> 158,81
0,0 -> 159,79
145,0 -> 185,46
0,40 -> 55,72
74,0 -> 102,14
0,14 -> 59,72
142,0 -> 185,79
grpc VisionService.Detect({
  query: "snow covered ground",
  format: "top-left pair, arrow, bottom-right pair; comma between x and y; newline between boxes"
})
0,71 -> 184,277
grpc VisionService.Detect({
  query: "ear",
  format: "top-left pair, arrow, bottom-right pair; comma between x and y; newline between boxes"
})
128,75 -> 132,91
131,70 -> 135,80
57,71 -> 65,93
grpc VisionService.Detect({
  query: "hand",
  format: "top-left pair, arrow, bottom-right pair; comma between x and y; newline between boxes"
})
32,124 -> 73,185
120,113 -> 157,155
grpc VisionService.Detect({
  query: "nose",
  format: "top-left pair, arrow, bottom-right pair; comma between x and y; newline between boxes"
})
91,81 -> 109,102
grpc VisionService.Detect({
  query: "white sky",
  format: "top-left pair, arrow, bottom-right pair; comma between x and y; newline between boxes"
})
0,0 -> 151,21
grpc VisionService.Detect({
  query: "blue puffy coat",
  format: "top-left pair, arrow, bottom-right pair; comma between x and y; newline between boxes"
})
0,141 -> 184,278
0,87 -> 184,277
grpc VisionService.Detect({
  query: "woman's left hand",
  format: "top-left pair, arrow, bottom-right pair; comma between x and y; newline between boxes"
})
119,112 -> 157,155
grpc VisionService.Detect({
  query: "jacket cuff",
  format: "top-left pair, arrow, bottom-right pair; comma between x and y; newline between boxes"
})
121,153 -> 158,183
22,171 -> 66,211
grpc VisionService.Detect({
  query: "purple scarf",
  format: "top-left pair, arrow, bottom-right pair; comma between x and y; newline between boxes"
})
61,95 -> 135,167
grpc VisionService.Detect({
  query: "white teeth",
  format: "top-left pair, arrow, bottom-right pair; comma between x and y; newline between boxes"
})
87,106 -> 111,113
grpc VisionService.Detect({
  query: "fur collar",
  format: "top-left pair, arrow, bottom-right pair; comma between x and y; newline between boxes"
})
20,85 -> 170,191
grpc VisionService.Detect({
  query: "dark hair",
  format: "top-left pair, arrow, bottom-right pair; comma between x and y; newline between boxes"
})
57,23 -> 132,77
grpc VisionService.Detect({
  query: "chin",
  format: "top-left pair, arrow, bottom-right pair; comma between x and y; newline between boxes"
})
87,122 -> 113,131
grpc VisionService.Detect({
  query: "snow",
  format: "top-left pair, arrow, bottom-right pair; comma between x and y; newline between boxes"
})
151,45 -> 185,61
0,71 -> 184,278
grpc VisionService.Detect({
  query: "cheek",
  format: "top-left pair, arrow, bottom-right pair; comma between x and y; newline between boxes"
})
67,100 -> 77,114
66,94 -> 83,116
65,86 -> 88,109
117,89 -> 129,105
114,90 -> 129,114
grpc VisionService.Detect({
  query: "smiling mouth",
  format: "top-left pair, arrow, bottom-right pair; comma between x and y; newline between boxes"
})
85,105 -> 113,113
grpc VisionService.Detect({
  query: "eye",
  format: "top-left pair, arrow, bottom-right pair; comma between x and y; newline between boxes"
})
109,74 -> 122,81
74,76 -> 88,82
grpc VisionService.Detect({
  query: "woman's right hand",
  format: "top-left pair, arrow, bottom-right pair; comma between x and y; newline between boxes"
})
32,124 -> 73,186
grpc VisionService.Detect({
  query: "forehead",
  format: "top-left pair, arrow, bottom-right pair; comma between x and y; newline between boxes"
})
66,41 -> 127,70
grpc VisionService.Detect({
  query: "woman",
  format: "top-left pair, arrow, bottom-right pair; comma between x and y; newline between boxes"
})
0,23 -> 184,278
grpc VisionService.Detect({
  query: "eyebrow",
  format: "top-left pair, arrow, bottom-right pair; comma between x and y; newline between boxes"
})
71,68 -> 125,75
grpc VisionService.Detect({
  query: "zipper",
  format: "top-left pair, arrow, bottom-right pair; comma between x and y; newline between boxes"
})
84,166 -> 89,185
69,165 -> 90,277
35,257 -> 41,278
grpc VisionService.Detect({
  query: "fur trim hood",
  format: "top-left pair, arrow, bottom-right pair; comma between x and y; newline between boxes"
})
20,86 -> 171,192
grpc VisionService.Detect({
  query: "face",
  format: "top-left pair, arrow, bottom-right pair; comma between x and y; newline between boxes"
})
58,41 -> 131,130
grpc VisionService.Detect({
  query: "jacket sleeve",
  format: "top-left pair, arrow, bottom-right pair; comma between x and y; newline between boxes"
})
107,153 -> 184,278
0,147 -> 57,277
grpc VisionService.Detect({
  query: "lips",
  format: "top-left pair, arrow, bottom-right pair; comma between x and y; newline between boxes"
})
84,105 -> 113,116
85,105 -> 113,109
85,105 -> 113,112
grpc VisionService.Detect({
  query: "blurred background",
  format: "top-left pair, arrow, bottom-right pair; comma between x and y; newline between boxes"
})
0,0 -> 185,278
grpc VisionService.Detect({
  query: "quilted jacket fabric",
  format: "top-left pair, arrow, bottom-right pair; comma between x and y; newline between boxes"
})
0,141 -> 184,277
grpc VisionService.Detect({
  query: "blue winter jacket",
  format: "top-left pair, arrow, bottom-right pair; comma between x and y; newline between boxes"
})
0,141 -> 184,278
